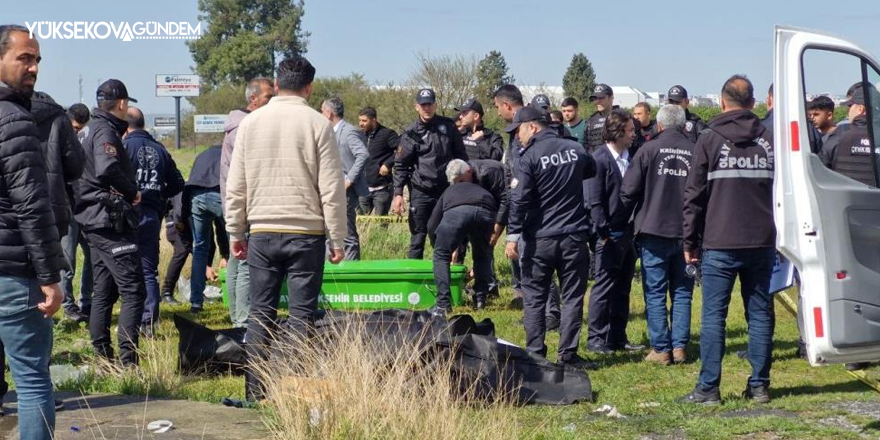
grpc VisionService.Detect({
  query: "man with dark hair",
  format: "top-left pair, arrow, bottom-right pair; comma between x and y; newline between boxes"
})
828,83 -> 878,187
391,88 -> 468,259
73,79 -> 145,367
550,110 -> 564,124
621,104 -> 695,366
586,109 -> 643,355
123,106 -> 184,337
455,98 -> 503,161
322,97 -> 368,260
561,97 -> 587,147
680,74 -> 776,405
585,84 -> 616,153
219,76 -> 273,327
667,85 -> 707,143
226,55 -> 346,402
633,102 -> 658,144
808,96 -> 844,168
505,106 -> 597,370
0,24 -> 66,439
67,103 -> 90,134
357,106 -> 399,216
29,92 -> 86,326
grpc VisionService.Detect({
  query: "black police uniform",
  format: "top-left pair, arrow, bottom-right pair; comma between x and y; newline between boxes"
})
393,114 -> 468,259
508,121 -> 596,362
72,108 -> 145,366
682,109 -> 707,144
462,125 -> 503,161
832,116 -> 875,186
584,110 -> 610,154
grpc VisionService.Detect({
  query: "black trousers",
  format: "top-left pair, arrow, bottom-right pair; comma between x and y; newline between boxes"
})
359,186 -> 393,216
432,206 -> 494,309
587,233 -> 637,349
162,224 -> 192,295
245,232 -> 325,401
85,227 -> 146,366
407,187 -> 440,259
520,232 -> 590,360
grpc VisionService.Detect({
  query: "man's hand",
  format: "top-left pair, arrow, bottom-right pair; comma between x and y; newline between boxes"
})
505,241 -> 519,260
206,266 -> 218,281
38,283 -> 63,318
329,248 -> 344,264
132,191 -> 142,206
451,249 -> 460,264
379,164 -> 390,176
684,249 -> 700,265
391,195 -> 405,216
489,223 -> 504,247
472,130 -> 485,141
219,258 -> 228,269
345,180 -> 352,191
232,240 -> 248,260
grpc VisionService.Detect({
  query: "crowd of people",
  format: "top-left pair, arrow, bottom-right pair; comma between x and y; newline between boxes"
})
0,22 -> 876,439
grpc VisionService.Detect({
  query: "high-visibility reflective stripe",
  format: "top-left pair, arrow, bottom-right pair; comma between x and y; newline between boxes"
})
791,121 -> 800,152
814,307 -> 824,338
707,169 -> 774,180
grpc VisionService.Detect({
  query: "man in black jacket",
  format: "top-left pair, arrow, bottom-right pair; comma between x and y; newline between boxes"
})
586,109 -> 644,355
187,145 -> 227,312
456,98 -> 503,161
621,105 -> 695,366
585,84 -> 616,153
667,85 -> 707,144
72,79 -> 145,366
428,159 -> 498,313
358,106 -> 399,215
0,24 -> 65,439
30,93 -> 87,323
392,88 -> 469,259
506,106 -> 597,370
680,75 -> 775,405
124,107 -> 184,336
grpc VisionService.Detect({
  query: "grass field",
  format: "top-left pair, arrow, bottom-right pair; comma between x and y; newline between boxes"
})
42,145 -> 880,439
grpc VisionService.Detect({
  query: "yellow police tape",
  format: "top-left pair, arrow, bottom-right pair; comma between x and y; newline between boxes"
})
358,215 -> 407,224
775,290 -> 880,394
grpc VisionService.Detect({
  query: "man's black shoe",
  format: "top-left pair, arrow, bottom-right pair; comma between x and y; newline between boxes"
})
619,343 -> 646,352
473,299 -> 486,310
846,362 -> 871,371
509,297 -> 524,310
676,386 -> 721,405
587,344 -> 614,355
559,354 -> 598,371
487,285 -> 500,299
162,293 -> 180,305
55,399 -> 65,412
742,384 -> 771,404
64,309 -> 84,323
546,315 -> 560,332
189,305 -> 203,314
427,305 -> 449,318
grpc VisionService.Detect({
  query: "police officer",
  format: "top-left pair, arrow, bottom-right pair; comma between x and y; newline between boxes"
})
620,104 -> 696,366
830,82 -> 879,187
667,85 -> 707,144
123,106 -> 184,337
680,75 -> 775,405
585,84 -> 615,153
455,98 -> 503,161
532,94 -> 573,139
72,79 -> 145,366
505,106 -> 597,369
392,88 -> 469,259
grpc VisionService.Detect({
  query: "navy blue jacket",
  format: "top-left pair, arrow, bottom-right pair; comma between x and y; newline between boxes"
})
587,144 -> 632,239
123,130 -> 184,213
508,129 -> 595,239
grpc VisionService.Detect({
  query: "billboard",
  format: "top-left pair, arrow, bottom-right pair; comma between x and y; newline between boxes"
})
156,74 -> 200,97
194,114 -> 227,133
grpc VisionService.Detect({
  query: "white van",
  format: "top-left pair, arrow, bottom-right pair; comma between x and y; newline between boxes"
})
775,26 -> 880,366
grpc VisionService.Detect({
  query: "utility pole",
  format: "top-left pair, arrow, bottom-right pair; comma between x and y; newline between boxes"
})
78,74 -> 83,103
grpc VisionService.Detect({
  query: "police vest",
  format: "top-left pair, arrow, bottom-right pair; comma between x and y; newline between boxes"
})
833,123 -> 876,187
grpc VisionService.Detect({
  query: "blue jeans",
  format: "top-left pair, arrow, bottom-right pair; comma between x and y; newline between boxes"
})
61,217 -> 92,313
639,235 -> 694,353
698,248 -> 775,390
190,188 -> 224,307
0,276 -> 55,440
138,208 -> 161,323
226,253 -> 251,328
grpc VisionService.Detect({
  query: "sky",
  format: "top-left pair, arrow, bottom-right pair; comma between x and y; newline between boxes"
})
5,0 -> 880,116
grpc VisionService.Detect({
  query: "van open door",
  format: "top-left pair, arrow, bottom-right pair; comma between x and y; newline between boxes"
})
775,26 -> 880,365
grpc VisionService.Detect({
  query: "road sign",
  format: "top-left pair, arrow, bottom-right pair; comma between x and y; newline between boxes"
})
156,74 -> 200,97
194,114 -> 227,133
153,116 -> 176,127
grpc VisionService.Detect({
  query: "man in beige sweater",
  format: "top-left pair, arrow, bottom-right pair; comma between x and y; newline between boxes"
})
224,55 -> 346,402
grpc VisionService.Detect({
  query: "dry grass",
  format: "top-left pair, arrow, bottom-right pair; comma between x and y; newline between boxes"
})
253,315 -> 529,440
